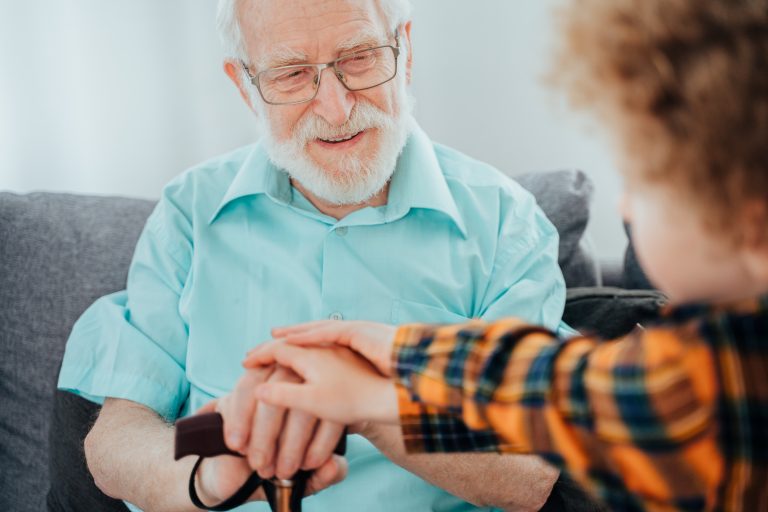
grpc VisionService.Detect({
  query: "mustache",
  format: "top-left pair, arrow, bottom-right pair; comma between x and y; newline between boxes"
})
290,102 -> 396,145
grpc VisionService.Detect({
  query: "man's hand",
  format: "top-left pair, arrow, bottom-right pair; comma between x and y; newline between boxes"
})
85,397 -> 346,510
246,320 -> 397,376
216,365 -> 346,480
189,399 -> 261,504
195,442 -> 347,505
245,344 -> 400,425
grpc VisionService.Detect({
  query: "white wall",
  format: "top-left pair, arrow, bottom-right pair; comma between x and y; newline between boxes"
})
0,0 -> 626,259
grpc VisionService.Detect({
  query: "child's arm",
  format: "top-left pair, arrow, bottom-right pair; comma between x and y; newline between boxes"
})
245,318 -> 722,507
392,318 -> 722,506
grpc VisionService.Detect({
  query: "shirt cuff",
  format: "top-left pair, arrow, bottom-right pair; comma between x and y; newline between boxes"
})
396,383 -> 511,454
392,323 -> 433,385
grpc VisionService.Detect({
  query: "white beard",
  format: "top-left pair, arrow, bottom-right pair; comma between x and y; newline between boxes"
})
262,96 -> 414,206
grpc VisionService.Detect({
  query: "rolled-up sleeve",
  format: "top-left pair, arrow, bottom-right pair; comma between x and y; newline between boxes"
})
58,191 -> 193,421
478,186 -> 575,337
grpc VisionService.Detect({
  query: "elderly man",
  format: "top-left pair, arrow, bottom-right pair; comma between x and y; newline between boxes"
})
58,0 -> 573,510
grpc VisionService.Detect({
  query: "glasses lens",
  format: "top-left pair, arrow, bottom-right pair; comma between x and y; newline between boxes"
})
336,47 -> 397,91
256,46 -> 398,105
258,65 -> 318,104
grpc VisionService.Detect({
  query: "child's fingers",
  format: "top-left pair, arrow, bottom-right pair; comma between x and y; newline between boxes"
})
287,324 -> 393,375
271,320 -> 334,338
245,324 -> 346,364
246,343 -> 315,378
254,382 -> 321,418
243,340 -> 282,367
283,325 -> 352,347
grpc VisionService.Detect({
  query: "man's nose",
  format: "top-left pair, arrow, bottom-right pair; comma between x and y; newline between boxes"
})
312,68 -> 355,126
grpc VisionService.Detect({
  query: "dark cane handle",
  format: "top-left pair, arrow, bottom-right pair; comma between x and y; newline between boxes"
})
174,412 -> 242,460
174,412 -> 348,460
174,412 -> 348,512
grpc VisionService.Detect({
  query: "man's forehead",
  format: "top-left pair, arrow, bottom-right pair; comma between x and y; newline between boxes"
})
239,0 -> 389,66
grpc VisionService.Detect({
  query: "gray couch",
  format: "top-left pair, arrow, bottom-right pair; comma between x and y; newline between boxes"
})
0,171 -> 662,511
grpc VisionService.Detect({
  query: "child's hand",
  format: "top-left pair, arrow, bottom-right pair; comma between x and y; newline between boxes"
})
245,344 -> 400,425
246,320 -> 397,376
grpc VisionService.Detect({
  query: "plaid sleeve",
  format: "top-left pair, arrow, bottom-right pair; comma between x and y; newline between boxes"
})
392,318 -> 724,510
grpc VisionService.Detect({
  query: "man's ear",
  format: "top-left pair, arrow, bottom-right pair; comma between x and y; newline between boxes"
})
401,21 -> 413,84
741,199 -> 768,249
740,199 -> 768,285
224,60 -> 255,110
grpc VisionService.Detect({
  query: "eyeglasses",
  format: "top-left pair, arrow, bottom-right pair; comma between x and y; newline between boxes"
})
241,32 -> 401,106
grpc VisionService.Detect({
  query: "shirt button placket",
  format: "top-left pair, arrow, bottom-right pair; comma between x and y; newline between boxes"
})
322,225 -> 350,323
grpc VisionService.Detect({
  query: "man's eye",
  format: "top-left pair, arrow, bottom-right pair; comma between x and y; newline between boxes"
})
339,53 -> 376,72
275,69 -> 307,82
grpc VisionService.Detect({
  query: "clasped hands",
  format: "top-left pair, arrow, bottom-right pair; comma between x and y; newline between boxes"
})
192,321 -> 400,504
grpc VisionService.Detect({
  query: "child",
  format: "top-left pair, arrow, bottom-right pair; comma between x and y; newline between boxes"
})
243,0 -> 768,509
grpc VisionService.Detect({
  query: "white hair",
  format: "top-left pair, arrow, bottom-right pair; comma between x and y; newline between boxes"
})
216,0 -> 413,60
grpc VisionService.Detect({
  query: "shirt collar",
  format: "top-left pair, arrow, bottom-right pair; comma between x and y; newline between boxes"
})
384,122 -> 467,237
209,142 -> 291,224
209,122 -> 466,236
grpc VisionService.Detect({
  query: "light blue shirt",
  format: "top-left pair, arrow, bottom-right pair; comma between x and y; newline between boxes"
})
59,124 -> 570,512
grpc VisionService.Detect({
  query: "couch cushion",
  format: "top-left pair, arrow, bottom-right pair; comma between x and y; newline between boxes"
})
47,391 -> 129,512
622,224 -> 655,290
0,192 -> 153,511
516,169 -> 597,288
563,287 -> 668,340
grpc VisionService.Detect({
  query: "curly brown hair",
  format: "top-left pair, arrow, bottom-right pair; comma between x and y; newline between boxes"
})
552,0 -> 768,236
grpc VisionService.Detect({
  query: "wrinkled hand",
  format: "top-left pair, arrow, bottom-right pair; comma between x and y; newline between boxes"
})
245,344 -> 400,425
246,320 -> 397,376
215,366 -> 346,480
189,398 -> 347,505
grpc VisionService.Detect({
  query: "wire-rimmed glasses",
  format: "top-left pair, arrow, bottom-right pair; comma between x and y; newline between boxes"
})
241,32 -> 401,106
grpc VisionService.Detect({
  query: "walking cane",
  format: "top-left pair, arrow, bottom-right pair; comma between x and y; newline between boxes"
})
174,412 -> 347,512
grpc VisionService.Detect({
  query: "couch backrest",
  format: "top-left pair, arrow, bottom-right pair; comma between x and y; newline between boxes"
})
0,192 -> 154,511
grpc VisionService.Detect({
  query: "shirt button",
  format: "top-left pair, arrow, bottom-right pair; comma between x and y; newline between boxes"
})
329,312 -> 344,321
335,227 -> 348,237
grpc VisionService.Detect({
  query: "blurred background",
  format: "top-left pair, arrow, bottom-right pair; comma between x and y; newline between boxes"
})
0,0 -> 626,259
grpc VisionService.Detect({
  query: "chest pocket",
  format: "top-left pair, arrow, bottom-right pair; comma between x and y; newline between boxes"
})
391,298 -> 472,325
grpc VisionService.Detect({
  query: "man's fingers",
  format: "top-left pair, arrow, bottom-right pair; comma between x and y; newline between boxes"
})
306,455 -> 348,496
223,366 -> 274,452
247,366 -> 301,478
303,420 -> 345,470
195,398 -> 218,414
275,409 -> 318,479
248,399 -> 286,478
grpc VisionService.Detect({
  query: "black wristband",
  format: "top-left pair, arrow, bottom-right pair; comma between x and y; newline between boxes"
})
188,456 -> 264,511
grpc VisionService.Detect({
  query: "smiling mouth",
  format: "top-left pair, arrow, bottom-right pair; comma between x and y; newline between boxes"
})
318,131 -> 363,144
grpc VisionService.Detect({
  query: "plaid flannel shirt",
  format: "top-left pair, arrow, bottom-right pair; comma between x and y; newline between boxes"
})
393,294 -> 768,511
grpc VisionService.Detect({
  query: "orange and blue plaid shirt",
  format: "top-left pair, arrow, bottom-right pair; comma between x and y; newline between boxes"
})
392,294 -> 768,511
